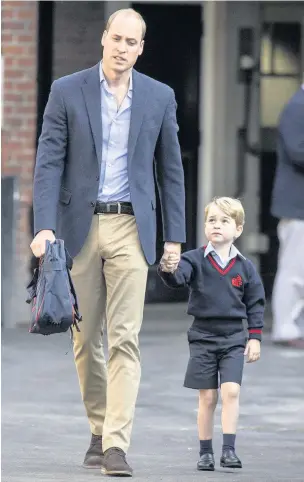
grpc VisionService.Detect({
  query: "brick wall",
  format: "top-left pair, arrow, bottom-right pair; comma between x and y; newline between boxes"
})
1,1 -> 110,324
1,1 -> 38,323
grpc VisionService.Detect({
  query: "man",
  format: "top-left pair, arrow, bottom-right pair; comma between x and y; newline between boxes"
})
270,82 -> 304,349
30,8 -> 185,477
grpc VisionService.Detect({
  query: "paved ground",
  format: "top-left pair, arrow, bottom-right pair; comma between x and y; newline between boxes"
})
2,303 -> 304,481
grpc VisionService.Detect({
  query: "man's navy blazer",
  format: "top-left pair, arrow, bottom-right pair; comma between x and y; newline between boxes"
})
33,64 -> 186,264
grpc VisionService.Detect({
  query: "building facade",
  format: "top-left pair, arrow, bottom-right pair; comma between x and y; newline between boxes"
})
2,1 -> 304,326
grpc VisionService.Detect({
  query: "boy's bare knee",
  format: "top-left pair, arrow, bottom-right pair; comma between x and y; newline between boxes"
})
199,389 -> 218,409
221,382 -> 240,402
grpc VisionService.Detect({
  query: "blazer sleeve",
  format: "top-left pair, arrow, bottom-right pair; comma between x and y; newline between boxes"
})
280,100 -> 304,169
33,80 -> 68,235
154,89 -> 186,243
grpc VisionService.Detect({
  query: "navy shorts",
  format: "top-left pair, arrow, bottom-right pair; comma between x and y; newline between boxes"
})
184,319 -> 246,390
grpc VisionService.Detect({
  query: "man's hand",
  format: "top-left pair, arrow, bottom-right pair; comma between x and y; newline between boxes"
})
30,230 -> 55,258
161,242 -> 181,272
244,339 -> 261,363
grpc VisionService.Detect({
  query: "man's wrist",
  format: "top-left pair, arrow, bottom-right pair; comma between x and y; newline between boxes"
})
164,241 -> 181,250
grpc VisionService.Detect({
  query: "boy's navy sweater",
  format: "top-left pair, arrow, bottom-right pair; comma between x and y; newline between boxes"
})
159,247 -> 265,341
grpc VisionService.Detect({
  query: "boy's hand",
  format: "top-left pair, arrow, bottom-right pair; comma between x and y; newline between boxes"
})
244,339 -> 261,363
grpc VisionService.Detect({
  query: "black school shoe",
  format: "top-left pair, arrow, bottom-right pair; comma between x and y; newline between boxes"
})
82,434 -> 104,469
197,452 -> 215,471
220,449 -> 242,468
101,447 -> 133,477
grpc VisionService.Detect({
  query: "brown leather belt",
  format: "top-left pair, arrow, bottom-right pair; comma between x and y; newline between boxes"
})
94,201 -> 134,216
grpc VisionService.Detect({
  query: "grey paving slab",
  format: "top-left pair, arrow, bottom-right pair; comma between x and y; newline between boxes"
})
2,305 -> 304,482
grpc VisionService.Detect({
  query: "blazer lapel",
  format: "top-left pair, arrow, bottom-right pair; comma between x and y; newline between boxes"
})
81,64 -> 102,168
127,70 -> 148,166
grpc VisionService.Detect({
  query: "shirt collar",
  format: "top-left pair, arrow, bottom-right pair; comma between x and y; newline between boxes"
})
204,241 -> 246,260
99,61 -> 133,97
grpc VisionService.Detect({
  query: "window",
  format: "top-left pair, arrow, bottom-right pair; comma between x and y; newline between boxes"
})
260,22 -> 302,126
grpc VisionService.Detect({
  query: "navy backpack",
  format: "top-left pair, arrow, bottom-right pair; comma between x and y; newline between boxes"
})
26,239 -> 82,335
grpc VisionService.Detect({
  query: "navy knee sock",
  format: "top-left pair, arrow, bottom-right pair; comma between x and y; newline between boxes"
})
199,439 -> 213,456
222,433 -> 236,452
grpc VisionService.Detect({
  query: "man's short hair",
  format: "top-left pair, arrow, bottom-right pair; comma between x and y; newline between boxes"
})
205,197 -> 245,226
105,8 -> 146,40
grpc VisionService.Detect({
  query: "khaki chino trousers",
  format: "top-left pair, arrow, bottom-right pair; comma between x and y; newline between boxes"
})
71,213 -> 148,453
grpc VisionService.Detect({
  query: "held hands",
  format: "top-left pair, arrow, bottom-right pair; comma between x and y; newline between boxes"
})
30,229 -> 56,258
160,242 -> 181,273
244,339 -> 261,363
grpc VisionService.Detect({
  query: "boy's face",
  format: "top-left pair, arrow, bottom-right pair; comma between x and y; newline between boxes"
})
204,204 -> 243,246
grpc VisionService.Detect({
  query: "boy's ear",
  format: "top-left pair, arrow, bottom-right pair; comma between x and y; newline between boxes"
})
235,225 -> 243,238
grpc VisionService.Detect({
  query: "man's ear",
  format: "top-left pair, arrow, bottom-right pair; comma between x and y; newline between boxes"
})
138,40 -> 144,56
101,31 -> 107,47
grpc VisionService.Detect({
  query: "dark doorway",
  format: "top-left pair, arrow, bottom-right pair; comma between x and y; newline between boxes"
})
133,2 -> 202,301
259,149 -> 279,299
30,1 -> 54,276
37,1 -> 54,145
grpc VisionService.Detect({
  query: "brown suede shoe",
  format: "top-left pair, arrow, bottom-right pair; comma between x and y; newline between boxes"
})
101,447 -> 133,477
82,434 -> 104,469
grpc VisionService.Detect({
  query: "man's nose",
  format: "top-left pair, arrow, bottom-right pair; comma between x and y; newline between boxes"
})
117,42 -> 127,53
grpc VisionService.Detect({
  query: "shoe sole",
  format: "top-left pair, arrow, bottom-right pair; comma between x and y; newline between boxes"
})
101,466 -> 132,477
82,463 -> 102,469
197,466 -> 215,471
220,462 -> 242,469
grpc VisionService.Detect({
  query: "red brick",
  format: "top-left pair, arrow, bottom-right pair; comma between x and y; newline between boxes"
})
1,33 -> 13,42
16,8 -> 37,20
2,21 -> 25,31
3,44 -> 26,55
25,94 -> 36,103
14,81 -> 36,90
1,8 -> 13,19
4,57 -> 14,67
5,1 -> 27,8
4,68 -> 25,78
4,105 -> 14,114
2,165 -> 21,176
25,46 -> 37,56
4,92 -> 22,102
4,81 -> 13,90
17,35 -> 33,42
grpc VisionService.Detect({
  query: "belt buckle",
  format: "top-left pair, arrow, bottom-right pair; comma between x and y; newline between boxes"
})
106,202 -> 121,214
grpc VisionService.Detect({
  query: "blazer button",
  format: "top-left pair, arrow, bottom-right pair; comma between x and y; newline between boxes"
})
96,175 -> 100,181
90,201 -> 95,207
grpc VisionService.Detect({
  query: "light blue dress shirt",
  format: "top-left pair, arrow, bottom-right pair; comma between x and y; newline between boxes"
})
204,241 -> 245,269
98,62 -> 132,202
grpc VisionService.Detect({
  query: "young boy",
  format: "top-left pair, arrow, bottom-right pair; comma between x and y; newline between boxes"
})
158,197 -> 265,471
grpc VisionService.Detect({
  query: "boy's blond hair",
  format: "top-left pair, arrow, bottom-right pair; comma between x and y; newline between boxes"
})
205,197 -> 245,226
